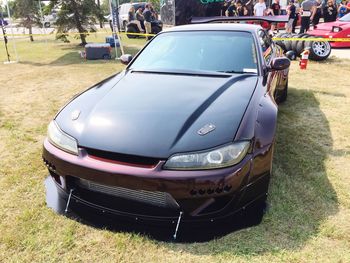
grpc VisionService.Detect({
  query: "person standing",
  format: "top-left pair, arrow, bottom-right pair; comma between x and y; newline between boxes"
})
299,0 -> 317,33
270,0 -> 281,32
254,0 -> 267,16
225,1 -> 238,16
221,1 -> 230,16
143,4 -> 152,39
286,0 -> 297,33
338,0 -> 348,18
236,1 -> 248,15
292,0 -> 301,33
323,0 -> 338,21
243,0 -> 254,16
312,0 -> 323,26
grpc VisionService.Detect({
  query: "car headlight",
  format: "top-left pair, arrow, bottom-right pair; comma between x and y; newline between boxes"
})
164,141 -> 250,170
332,26 -> 342,33
47,121 -> 78,155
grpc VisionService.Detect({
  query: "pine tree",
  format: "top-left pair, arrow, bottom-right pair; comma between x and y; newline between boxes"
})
13,0 -> 41,42
49,0 -> 104,46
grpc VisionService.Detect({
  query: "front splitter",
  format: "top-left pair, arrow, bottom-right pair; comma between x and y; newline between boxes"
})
45,176 -> 265,242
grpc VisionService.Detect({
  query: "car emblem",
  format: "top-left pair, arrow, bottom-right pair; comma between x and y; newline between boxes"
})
198,124 -> 216,136
71,110 -> 81,121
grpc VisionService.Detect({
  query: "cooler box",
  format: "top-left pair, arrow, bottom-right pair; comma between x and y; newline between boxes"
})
85,43 -> 112,60
105,36 -> 120,48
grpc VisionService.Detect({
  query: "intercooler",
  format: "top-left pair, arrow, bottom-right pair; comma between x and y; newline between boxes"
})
76,178 -> 180,209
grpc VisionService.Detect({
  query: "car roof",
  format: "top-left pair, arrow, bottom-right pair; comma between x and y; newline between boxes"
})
164,23 -> 261,34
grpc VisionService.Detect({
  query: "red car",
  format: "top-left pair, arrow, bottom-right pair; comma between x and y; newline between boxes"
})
308,13 -> 350,48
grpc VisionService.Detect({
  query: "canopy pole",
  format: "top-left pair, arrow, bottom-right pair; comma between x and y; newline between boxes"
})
109,0 -> 124,59
5,0 -> 18,63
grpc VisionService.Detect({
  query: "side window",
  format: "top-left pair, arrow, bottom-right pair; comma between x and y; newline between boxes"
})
258,30 -> 273,64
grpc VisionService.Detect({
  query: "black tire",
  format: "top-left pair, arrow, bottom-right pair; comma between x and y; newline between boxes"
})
126,25 -> 138,39
102,54 -> 111,60
151,26 -> 162,35
292,33 -> 308,54
284,33 -> 294,51
277,33 -> 290,51
306,36 -> 332,61
295,34 -> 311,56
44,22 -> 50,28
291,33 -> 302,52
274,32 -> 284,47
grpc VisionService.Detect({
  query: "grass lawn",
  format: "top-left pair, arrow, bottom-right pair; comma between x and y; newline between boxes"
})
0,34 -> 349,263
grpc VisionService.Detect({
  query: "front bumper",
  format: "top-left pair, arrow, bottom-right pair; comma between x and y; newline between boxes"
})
43,138 -> 272,225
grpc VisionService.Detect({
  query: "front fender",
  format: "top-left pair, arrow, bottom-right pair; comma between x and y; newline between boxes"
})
254,94 -> 278,150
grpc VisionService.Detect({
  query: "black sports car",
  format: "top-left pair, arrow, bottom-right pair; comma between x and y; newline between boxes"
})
43,19 -> 290,239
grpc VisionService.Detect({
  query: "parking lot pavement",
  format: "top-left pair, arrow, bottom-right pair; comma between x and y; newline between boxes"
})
331,48 -> 350,59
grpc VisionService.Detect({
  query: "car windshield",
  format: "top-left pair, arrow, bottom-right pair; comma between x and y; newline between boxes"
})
129,31 -> 258,74
339,13 -> 350,22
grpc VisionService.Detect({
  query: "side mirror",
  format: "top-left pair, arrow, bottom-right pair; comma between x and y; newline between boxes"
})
120,54 -> 133,65
270,57 -> 291,71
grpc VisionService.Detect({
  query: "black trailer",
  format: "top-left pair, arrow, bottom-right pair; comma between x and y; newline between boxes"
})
160,0 -> 273,26
161,0 -> 222,26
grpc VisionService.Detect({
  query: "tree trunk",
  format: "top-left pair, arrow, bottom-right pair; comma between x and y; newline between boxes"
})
71,0 -> 87,45
26,16 -> 34,42
29,25 -> 34,42
97,0 -> 103,29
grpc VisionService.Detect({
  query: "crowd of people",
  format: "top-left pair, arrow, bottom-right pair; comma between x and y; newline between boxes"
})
220,0 -> 350,33
128,3 -> 158,35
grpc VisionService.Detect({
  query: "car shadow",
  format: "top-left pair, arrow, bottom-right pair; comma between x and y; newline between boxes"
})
45,87 -> 338,250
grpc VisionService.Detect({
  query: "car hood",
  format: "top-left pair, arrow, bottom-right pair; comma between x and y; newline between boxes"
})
313,21 -> 350,30
55,71 -> 258,158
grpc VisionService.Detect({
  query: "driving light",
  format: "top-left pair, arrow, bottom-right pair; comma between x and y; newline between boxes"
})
164,141 -> 250,170
48,121 -> 78,155
332,26 -> 342,33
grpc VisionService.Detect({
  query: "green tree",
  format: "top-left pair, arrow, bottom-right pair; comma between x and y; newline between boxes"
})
12,0 -> 41,42
101,0 -> 113,15
49,0 -> 104,46
150,0 -> 160,12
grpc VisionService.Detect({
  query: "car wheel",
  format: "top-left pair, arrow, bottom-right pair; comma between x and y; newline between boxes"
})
307,37 -> 332,61
102,54 -> 111,60
44,22 -> 50,28
126,25 -> 138,39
